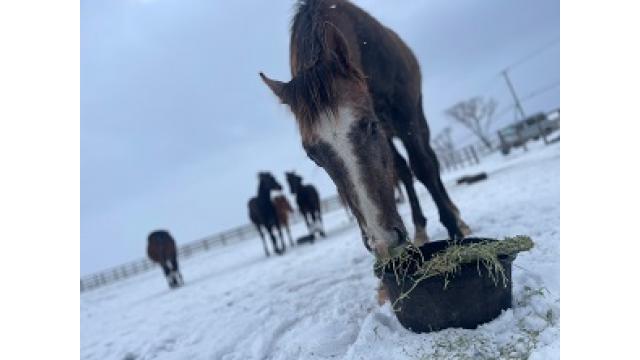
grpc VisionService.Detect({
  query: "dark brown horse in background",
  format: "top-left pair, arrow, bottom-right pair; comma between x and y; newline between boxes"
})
248,172 -> 287,256
147,230 -> 184,288
260,0 -> 470,258
272,193 -> 295,247
285,171 -> 325,237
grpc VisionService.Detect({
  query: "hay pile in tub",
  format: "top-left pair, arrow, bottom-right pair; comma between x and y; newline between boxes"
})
375,235 -> 534,310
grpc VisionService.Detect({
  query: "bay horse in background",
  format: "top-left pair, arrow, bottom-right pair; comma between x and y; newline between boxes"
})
272,192 -> 295,247
285,172 -> 325,237
260,0 -> 470,259
147,230 -> 184,289
248,172 -> 287,256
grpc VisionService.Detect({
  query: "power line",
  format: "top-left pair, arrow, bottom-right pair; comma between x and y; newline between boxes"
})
520,81 -> 560,102
501,71 -> 527,119
505,38 -> 560,72
436,40 -> 559,115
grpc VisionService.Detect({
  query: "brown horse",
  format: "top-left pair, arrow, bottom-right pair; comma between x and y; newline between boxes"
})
272,192 -> 295,247
147,230 -> 184,288
260,0 -> 470,258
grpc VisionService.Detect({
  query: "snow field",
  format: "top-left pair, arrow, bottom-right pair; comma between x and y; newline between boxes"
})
81,142 -> 559,360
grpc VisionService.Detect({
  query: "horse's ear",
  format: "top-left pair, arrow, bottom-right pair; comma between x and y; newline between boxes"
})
324,22 -> 351,69
259,72 -> 291,105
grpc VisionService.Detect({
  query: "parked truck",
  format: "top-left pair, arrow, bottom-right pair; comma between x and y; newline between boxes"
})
498,111 -> 560,155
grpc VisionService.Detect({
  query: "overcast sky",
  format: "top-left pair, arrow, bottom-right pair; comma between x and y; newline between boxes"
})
81,0 -> 559,275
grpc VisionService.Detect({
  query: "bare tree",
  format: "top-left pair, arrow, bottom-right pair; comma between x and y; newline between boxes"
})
432,127 -> 455,155
445,97 -> 497,149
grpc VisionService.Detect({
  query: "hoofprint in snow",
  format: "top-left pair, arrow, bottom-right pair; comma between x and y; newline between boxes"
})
81,142 -> 559,360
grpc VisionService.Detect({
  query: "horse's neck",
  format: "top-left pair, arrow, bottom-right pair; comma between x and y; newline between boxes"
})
257,183 -> 273,204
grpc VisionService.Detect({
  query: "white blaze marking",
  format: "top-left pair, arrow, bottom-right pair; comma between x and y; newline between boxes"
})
316,107 -> 387,249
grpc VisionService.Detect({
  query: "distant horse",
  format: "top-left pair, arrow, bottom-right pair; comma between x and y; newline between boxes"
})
285,172 -> 325,237
260,0 -> 470,258
147,230 -> 184,289
272,192 -> 295,247
248,172 -> 287,256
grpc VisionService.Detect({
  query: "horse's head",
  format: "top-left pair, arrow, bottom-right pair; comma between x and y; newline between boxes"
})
258,172 -> 282,192
260,25 -> 407,259
285,171 -> 302,194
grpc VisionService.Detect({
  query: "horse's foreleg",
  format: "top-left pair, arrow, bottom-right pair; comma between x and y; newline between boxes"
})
275,222 -> 286,253
396,181 -> 405,203
403,131 -> 468,240
285,221 -> 294,247
315,199 -> 325,236
315,210 -> 326,237
255,224 -> 269,257
390,139 -> 428,246
162,259 -> 178,288
302,211 -> 312,233
266,226 -> 283,255
170,255 -> 183,286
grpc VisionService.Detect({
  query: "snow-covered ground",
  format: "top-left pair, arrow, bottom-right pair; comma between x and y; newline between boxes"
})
81,141 -> 560,360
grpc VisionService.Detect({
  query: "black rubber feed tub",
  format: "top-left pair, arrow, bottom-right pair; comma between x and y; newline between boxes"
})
381,237 -> 515,333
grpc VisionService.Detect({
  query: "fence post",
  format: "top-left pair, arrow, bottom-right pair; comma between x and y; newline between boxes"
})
80,192 -> 356,291
456,151 -> 464,169
447,153 -> 455,170
463,147 -> 471,166
440,154 -> 449,172
469,145 -> 480,164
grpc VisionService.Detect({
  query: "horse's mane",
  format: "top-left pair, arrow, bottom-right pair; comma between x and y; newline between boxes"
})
288,0 -> 365,139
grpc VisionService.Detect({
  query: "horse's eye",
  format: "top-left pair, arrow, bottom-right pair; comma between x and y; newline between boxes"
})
358,119 -> 377,135
370,121 -> 378,134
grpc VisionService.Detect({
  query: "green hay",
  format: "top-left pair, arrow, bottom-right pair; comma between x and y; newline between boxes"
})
375,236 -> 534,311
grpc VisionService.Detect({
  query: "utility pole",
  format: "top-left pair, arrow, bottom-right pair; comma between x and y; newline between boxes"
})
502,70 -> 528,151
501,69 -> 548,146
502,69 -> 526,120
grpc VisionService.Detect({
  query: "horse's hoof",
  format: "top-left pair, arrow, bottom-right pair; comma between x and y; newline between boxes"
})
377,282 -> 389,305
458,220 -> 472,237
